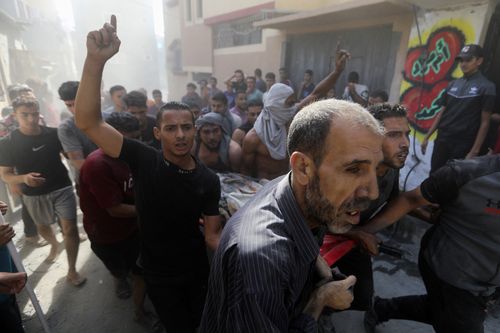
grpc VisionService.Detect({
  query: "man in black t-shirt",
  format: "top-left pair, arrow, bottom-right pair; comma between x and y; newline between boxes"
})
75,17 -> 222,333
0,96 -> 85,286
421,44 -> 496,173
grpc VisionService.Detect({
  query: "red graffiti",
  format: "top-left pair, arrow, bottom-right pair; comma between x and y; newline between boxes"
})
401,81 -> 449,133
400,27 -> 465,133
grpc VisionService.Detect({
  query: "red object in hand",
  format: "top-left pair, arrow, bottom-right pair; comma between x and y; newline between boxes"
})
320,234 -> 357,266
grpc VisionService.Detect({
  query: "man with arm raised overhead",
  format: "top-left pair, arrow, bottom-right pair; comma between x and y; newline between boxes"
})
75,16 -> 222,333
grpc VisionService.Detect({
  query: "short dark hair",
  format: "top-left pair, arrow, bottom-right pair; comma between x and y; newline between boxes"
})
106,111 -> 140,133
7,84 -> 32,102
288,99 -> 383,166
368,103 -> 407,123
58,81 -> 79,101
209,76 -> 217,83
152,89 -> 162,96
235,89 -> 247,97
211,92 -> 228,106
348,71 -> 359,82
305,69 -> 313,76
254,68 -> 262,77
122,90 -> 147,108
187,82 -> 197,89
199,79 -> 207,85
234,69 -> 244,76
156,101 -> 194,126
246,76 -> 256,83
12,96 -> 39,112
369,89 -> 389,102
109,85 -> 126,96
248,99 -> 264,108
265,72 -> 275,80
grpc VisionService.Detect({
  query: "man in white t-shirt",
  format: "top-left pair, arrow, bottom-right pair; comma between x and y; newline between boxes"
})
342,71 -> 369,107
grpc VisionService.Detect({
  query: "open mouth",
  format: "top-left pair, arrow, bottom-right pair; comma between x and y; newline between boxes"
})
397,152 -> 408,160
346,210 -> 360,217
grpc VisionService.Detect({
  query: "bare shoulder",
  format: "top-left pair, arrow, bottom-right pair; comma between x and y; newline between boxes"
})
242,129 -> 260,150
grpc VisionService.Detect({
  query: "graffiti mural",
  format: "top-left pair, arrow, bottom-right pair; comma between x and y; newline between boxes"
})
397,10 -> 486,190
401,27 -> 465,133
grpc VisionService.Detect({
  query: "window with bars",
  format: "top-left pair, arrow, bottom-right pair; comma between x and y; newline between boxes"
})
213,14 -> 264,49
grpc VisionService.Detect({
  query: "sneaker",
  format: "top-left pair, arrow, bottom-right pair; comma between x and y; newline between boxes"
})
364,297 -> 381,333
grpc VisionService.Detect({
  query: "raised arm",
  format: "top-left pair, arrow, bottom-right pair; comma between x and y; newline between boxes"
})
297,48 -> 350,111
75,15 -> 123,158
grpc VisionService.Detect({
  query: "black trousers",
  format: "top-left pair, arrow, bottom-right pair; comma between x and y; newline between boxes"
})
0,295 -> 24,333
335,247 -> 373,311
90,232 -> 141,278
144,261 -> 209,333
375,228 -> 489,333
430,138 -> 472,174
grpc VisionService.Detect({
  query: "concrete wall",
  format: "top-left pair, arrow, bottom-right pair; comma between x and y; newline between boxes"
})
204,0 -> 272,19
212,30 -> 285,84
398,1 -> 492,190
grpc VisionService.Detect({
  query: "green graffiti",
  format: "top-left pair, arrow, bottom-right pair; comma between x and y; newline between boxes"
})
411,38 -> 451,77
415,89 -> 446,120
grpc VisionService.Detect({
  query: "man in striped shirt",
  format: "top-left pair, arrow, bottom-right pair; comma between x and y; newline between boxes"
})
201,99 -> 384,332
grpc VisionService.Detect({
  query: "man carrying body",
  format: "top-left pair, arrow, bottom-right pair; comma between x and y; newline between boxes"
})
79,112 -> 145,315
57,81 -> 98,189
421,44 -> 496,173
201,98 -> 384,332
0,96 -> 85,286
75,17 -> 222,332
232,99 -> 263,147
241,52 -> 349,180
362,153 -> 500,333
342,71 -> 369,106
193,112 -> 242,173
323,103 -> 410,312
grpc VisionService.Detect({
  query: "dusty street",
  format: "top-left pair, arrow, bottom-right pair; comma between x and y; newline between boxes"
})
8,213 -> 500,333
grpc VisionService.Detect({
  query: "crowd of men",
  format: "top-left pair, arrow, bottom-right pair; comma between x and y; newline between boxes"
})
0,15 -> 498,333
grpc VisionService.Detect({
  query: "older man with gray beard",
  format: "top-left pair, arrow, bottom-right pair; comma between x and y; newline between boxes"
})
201,98 -> 384,333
